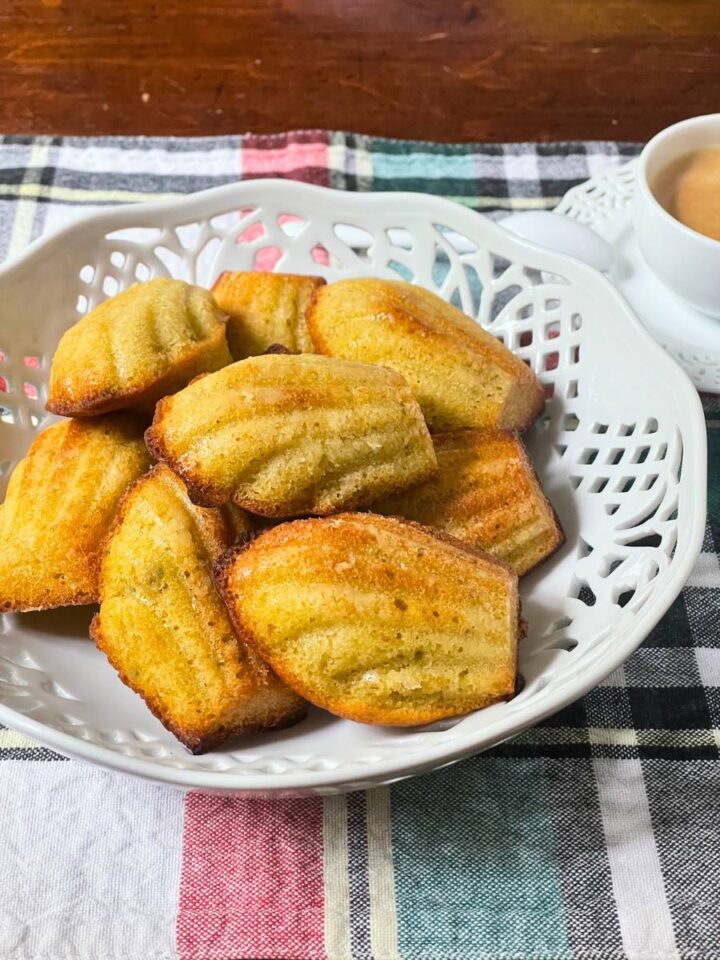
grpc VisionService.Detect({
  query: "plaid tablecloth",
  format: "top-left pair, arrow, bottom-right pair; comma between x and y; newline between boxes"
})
0,132 -> 718,960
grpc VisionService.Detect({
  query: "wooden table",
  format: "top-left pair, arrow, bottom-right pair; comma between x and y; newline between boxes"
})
2,0 -> 719,141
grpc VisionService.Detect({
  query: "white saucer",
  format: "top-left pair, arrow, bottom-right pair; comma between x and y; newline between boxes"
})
556,159 -> 720,394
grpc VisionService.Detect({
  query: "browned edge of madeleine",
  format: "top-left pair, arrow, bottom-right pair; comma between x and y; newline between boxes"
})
90,612 -> 306,753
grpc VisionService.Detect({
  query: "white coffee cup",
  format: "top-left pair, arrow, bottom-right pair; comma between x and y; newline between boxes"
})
634,113 -> 720,319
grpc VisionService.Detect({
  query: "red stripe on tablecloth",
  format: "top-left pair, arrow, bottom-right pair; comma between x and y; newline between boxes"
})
240,132 -> 331,185
177,793 -> 326,960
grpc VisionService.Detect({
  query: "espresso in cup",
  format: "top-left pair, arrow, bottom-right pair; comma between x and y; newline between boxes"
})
652,145 -> 720,242
634,114 -> 720,317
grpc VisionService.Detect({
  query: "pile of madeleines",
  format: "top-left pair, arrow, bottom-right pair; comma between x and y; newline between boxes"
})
0,272 -> 564,753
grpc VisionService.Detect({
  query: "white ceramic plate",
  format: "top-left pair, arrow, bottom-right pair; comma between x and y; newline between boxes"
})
556,159 -> 720,394
0,180 -> 707,794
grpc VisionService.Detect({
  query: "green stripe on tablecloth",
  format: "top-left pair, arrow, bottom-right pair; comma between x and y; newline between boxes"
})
390,758 -> 571,959
368,149 -> 478,198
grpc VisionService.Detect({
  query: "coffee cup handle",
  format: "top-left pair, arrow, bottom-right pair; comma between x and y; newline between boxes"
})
499,211 -> 613,273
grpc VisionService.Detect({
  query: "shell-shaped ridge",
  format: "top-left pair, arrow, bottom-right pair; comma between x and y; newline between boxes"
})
146,354 -> 437,517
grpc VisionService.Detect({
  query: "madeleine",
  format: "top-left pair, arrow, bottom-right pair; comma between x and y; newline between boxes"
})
47,278 -> 231,416
212,271 -> 325,358
374,430 -> 564,575
145,353 -> 437,517
216,513 -> 520,726
307,278 -> 544,431
91,465 -> 305,753
0,415 -> 151,611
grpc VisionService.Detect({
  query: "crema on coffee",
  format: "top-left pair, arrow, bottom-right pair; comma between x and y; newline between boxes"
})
652,145 -> 720,242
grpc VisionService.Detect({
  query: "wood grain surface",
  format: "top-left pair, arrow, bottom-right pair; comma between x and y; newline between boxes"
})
2,0 -> 719,141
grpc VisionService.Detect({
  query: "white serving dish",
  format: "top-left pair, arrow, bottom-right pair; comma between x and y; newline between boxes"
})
0,180 -> 707,794
556,159 -> 720,394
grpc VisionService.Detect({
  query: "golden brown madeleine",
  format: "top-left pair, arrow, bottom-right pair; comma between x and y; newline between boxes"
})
216,513 -> 519,726
91,464 -> 305,753
307,278 -> 544,431
0,415 -> 151,611
374,430 -> 564,575
47,278 -> 232,416
145,354 -> 437,517
212,271 -> 325,358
